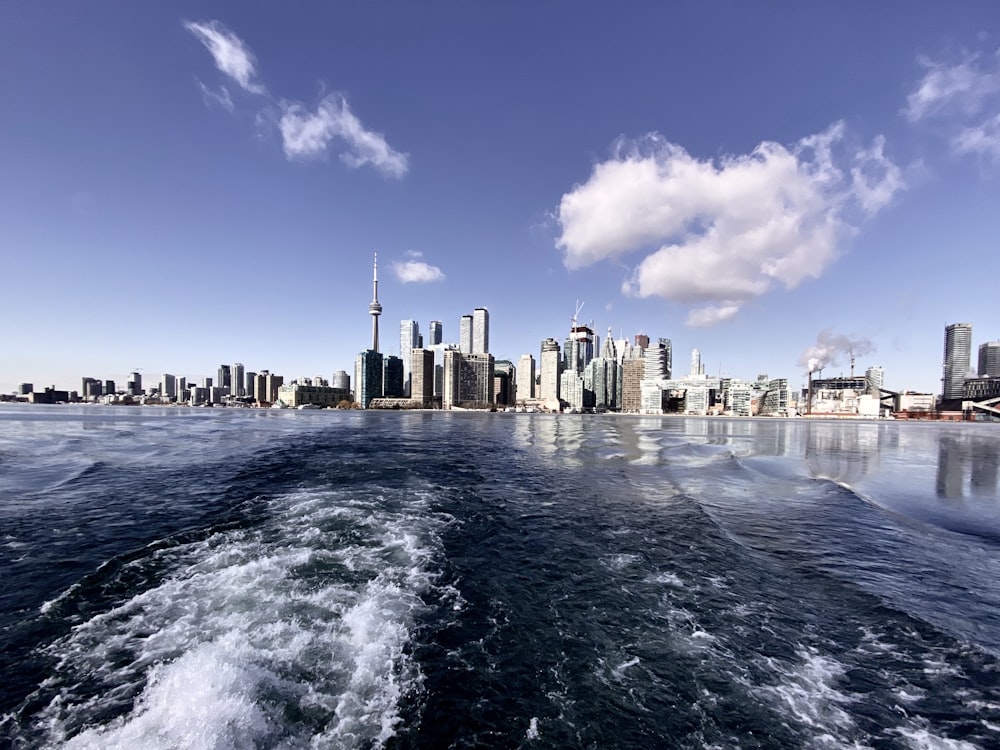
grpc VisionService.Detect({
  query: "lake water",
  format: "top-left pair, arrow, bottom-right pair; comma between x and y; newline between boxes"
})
1,405 -> 998,748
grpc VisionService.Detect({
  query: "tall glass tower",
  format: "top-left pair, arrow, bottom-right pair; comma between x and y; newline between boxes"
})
942,323 -> 972,399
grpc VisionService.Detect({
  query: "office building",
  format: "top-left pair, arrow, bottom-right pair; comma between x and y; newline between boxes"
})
516,354 -> 535,402
428,320 -> 443,346
159,374 -> 176,401
473,307 -> 489,354
82,377 -> 103,400
400,319 -> 420,396
232,363 -> 245,397
354,351 -> 383,408
979,342 -> 1000,378
942,323 -> 972,399
217,365 -> 231,391
494,359 -> 515,406
621,358 -> 645,412
383,355 -> 404,397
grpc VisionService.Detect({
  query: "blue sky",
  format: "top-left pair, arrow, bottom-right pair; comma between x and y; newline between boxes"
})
3,2 -> 1000,396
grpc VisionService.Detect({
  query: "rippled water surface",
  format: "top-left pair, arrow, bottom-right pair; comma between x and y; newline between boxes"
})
1,405 -> 998,748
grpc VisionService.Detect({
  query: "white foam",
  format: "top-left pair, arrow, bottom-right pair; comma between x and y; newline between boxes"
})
525,716 -> 540,740
28,486 -> 447,749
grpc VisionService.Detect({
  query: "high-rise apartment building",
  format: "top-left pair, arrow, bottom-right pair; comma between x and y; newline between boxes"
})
644,342 -> 669,381
410,349 -> 435,407
942,323 -> 972,399
540,338 -> 561,404
516,354 -> 535,402
127,371 -> 142,396
621,358 -> 645,412
459,315 -> 473,354
217,365 -> 231,391
979,341 -> 1000,378
634,334 -> 650,350
494,360 -> 515,406
472,307 -> 489,354
428,320 -> 443,346
400,320 -> 420,396
331,370 -> 350,390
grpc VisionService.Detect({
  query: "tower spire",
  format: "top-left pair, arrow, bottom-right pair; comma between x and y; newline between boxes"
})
369,252 -> 382,352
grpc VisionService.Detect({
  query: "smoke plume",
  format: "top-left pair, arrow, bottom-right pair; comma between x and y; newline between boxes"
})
798,329 -> 875,374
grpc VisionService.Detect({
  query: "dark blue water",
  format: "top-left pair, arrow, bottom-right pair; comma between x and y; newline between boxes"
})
1,405 -> 998,748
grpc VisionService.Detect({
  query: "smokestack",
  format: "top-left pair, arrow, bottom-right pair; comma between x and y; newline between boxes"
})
808,370 -> 813,415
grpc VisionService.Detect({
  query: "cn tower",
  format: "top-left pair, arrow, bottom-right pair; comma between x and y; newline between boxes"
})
369,252 -> 382,352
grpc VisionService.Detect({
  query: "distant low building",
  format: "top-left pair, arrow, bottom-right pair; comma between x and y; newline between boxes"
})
276,383 -> 351,408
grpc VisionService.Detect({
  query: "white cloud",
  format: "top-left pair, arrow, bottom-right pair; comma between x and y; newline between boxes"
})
905,48 -> 1000,163
954,113 -> 1000,161
557,123 -> 903,326
185,20 -> 265,95
279,94 -> 409,178
392,260 -> 445,283
905,51 -> 1000,122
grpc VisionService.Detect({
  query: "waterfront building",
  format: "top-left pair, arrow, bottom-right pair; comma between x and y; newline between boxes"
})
410,349 -> 435,407
383,355 -> 404,398
539,338 -> 561,406
276,382 -> 351,408
331,370 -> 350,390
243,373 -> 254,399
104,380 -> 115,395
459,315 -> 473,354
621,358 -> 645,413
82,377 -> 103,400
127,371 -> 142,397
964,377 -> 1000,401
942,323 -> 972,400
442,350 -> 460,409
760,378 -> 791,416
473,308 -> 489,354
561,370 -> 585,411
516,354 -> 535,402
217,365 -> 231,391
979,342 -> 1000,378
354,350 -> 383,409
494,359 -> 515,406
17,383 -> 33,395
232,363 -> 245,397
159,374 -> 175,401
400,319 -> 420,396
727,380 -> 752,417
428,320 -> 442,346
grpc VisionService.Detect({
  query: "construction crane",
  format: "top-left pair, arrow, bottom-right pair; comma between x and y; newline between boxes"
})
571,300 -> 585,328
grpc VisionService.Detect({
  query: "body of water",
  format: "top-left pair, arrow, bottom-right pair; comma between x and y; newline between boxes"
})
1,405 -> 998,748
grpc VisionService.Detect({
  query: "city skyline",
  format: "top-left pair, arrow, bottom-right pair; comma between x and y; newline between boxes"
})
4,4 -> 1000,395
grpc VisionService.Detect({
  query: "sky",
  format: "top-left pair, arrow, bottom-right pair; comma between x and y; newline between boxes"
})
3,2 -> 1000,396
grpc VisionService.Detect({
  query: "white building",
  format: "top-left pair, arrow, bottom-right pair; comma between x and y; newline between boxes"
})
516,354 -> 535,401
473,307 -> 489,354
400,319 -> 420,396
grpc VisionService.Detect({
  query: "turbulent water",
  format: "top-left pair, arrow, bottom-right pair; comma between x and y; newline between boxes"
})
1,405 -> 999,749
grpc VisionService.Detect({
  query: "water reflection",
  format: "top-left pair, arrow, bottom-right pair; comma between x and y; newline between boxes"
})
803,422 -> 882,487
936,433 -> 1000,500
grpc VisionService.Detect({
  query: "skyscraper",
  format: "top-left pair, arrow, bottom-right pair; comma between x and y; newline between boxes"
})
411,349 -> 434,407
355,350 -> 383,408
865,366 -> 884,398
473,307 -> 489,354
217,364 -> 231,391
400,320 -> 420,396
459,315 -> 473,354
232,363 -> 245,397
369,253 -> 382,353
979,341 -> 1000,378
540,338 -> 561,405
516,354 -> 535,402
942,323 -> 972,399
428,320 -> 443,346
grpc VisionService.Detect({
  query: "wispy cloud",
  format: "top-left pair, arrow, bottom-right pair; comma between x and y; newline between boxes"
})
392,259 -> 445,283
279,94 -> 409,178
554,123 -> 903,327
184,20 -> 407,177
184,20 -> 265,95
905,48 -> 1000,162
